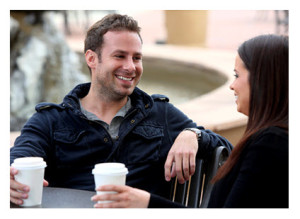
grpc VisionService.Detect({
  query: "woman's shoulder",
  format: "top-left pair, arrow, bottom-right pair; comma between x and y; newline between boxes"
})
247,126 -> 288,153
252,126 -> 288,143
240,126 -> 288,174
259,126 -> 288,136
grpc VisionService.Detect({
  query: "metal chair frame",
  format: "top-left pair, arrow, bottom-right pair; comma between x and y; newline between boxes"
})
170,146 -> 230,208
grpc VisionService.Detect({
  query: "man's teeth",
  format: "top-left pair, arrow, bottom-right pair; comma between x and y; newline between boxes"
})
117,76 -> 132,81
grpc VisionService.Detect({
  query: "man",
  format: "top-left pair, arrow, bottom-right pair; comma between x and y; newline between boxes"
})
10,14 -> 232,206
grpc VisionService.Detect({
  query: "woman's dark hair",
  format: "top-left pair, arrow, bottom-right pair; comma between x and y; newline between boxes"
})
212,34 -> 289,182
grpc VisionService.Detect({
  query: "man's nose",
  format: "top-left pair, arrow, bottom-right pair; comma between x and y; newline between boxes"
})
123,58 -> 136,72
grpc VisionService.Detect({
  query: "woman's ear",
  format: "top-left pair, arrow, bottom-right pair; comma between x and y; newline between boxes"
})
85,50 -> 98,70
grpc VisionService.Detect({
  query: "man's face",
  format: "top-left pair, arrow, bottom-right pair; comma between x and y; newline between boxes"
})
92,30 -> 143,101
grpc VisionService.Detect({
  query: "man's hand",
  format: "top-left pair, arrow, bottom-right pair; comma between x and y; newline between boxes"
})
164,130 -> 199,184
10,167 -> 48,205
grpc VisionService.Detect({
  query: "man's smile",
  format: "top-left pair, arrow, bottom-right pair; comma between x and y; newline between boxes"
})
116,75 -> 134,81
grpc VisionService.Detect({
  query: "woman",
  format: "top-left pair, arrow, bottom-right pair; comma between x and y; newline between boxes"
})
91,34 -> 289,208
208,34 -> 288,208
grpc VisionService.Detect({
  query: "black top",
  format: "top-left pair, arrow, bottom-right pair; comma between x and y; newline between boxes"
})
148,126 -> 288,208
208,126 -> 288,208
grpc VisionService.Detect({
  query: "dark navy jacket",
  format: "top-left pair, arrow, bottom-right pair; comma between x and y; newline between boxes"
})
10,83 -> 232,199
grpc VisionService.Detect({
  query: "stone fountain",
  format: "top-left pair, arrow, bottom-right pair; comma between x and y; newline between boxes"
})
10,11 -> 88,131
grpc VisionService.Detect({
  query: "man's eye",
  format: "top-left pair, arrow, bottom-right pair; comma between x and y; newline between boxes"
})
233,73 -> 239,78
133,56 -> 142,61
115,55 -> 124,58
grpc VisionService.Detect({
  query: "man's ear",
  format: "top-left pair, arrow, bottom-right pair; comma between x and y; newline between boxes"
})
85,50 -> 98,69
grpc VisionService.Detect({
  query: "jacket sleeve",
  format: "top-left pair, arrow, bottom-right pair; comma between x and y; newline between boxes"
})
10,111 -> 51,165
197,127 -> 233,159
165,102 -> 233,159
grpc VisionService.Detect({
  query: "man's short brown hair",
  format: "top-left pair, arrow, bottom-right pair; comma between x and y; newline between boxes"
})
84,13 -> 142,60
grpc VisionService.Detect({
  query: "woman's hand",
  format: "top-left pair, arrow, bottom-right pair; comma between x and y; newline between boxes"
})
91,185 -> 150,208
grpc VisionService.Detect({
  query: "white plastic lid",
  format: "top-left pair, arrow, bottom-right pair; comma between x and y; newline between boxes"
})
12,157 -> 47,169
92,163 -> 128,175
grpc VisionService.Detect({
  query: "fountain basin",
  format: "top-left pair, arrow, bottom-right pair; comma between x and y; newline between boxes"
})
142,44 -> 247,146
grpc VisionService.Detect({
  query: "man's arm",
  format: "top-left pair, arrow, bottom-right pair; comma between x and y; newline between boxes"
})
164,130 -> 199,183
10,167 -> 49,205
10,112 -> 51,164
10,112 -> 51,205
164,103 -> 233,183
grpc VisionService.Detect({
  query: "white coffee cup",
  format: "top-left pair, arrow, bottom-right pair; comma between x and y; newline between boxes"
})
92,163 -> 128,203
11,157 -> 47,207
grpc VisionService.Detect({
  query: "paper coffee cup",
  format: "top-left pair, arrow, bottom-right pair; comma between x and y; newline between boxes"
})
11,157 -> 47,207
92,163 -> 128,203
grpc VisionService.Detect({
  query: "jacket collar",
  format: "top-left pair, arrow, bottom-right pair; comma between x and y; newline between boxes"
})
63,83 -> 153,116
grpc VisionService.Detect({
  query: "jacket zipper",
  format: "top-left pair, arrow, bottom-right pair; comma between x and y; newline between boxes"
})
106,108 -> 139,162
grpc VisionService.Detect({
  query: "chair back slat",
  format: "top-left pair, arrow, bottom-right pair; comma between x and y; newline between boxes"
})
187,159 -> 204,207
200,146 -> 230,208
170,146 -> 230,208
172,179 -> 188,205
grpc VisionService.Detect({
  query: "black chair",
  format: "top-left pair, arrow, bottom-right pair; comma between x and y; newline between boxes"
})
170,146 -> 230,208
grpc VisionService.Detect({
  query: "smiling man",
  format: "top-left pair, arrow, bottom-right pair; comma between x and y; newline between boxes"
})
81,30 -> 143,124
10,14 -> 232,206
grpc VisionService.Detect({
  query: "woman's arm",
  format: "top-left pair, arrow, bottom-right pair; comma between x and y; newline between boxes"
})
91,184 -> 186,208
91,185 -> 150,208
